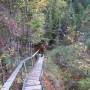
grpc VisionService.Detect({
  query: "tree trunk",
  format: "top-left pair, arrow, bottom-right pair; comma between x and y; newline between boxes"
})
1,59 -> 8,84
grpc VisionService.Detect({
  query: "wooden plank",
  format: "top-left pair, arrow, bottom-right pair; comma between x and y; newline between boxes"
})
24,80 -> 40,86
23,85 -> 42,90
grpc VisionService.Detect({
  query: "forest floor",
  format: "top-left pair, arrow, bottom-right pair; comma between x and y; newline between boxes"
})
43,72 -> 65,90
43,73 -> 55,90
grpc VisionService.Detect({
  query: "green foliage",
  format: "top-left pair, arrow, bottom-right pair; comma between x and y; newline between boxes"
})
45,0 -> 90,44
16,0 -> 26,9
79,5 -> 90,33
0,50 -> 3,57
46,46 -> 73,78
28,0 -> 48,12
0,80 -> 2,89
0,0 -> 90,89
46,51 -> 60,78
31,13 -> 45,30
2,56 -> 13,65
45,0 -> 67,38
85,38 -> 90,50
49,45 -> 78,62
78,78 -> 90,90
10,0 -> 47,43
63,72 -> 71,84
30,13 -> 46,43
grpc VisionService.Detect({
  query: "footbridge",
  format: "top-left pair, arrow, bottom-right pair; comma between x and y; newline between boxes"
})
1,51 -> 45,90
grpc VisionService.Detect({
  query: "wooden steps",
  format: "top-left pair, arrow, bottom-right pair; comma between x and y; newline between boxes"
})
22,56 -> 44,90
23,85 -> 42,90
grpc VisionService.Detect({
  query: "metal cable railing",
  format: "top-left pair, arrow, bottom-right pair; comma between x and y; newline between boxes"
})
1,51 -> 39,90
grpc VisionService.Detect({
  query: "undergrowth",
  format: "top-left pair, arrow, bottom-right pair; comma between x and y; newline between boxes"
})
45,43 -> 90,90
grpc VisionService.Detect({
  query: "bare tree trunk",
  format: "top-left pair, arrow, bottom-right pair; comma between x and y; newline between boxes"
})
1,59 -> 8,84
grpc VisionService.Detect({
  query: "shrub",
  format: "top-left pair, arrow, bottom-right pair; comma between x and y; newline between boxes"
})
85,38 -> 90,50
78,78 -> 90,90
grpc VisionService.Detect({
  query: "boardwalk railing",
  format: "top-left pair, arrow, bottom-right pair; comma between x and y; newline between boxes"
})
1,51 -> 39,90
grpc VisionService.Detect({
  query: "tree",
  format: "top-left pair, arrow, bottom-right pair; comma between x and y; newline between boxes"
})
45,0 -> 67,43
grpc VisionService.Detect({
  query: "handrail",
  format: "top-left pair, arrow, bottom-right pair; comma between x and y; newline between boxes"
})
1,51 -> 39,90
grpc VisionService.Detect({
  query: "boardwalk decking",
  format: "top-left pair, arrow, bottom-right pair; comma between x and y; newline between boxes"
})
22,56 -> 44,90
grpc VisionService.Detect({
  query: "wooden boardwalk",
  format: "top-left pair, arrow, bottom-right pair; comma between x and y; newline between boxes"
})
22,56 -> 44,90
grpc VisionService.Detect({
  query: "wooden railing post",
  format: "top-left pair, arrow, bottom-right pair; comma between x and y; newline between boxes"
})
23,62 -> 27,74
